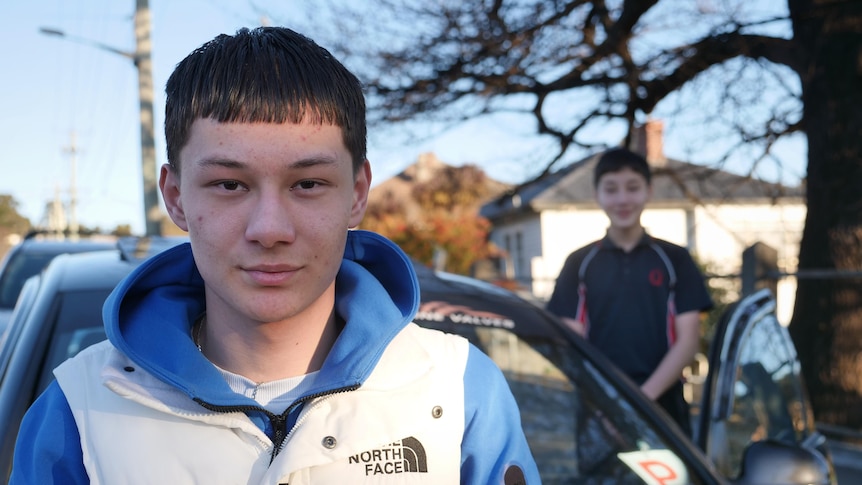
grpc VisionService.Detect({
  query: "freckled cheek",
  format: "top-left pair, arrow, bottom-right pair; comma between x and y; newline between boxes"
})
187,205 -> 233,236
186,209 -> 208,230
307,219 -> 349,261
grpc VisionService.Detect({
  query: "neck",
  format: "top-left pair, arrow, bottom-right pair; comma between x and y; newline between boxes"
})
198,294 -> 341,383
607,225 -> 645,252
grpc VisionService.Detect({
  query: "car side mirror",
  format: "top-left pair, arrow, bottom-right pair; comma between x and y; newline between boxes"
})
733,439 -> 833,485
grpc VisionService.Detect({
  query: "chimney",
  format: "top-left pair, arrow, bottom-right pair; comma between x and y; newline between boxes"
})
627,119 -> 666,167
645,119 -> 666,166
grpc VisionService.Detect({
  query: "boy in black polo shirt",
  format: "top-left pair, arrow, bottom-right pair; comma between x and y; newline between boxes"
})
547,147 -> 712,436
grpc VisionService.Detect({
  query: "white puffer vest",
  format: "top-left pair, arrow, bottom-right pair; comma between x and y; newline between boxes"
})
55,323 -> 468,484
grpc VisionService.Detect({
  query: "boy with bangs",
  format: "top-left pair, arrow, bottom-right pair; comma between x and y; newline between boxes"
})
11,27 -> 538,484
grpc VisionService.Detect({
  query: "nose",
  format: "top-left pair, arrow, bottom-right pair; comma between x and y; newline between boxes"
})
244,189 -> 296,248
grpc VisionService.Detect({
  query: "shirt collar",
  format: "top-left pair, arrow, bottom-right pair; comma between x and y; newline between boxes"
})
600,230 -> 653,251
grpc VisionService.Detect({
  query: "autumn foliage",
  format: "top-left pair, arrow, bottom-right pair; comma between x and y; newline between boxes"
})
360,162 -> 504,275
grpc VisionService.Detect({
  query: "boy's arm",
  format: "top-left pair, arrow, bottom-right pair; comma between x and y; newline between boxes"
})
640,310 -> 701,400
546,252 -> 583,319
560,316 -> 587,337
461,344 -> 541,484
9,380 -> 88,485
640,247 -> 712,399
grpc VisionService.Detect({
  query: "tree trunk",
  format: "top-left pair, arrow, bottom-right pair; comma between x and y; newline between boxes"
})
788,0 -> 862,429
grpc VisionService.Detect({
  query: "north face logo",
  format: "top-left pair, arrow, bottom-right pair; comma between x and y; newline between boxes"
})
349,437 -> 428,476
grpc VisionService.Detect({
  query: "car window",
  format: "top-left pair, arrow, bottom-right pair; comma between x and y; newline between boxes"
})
697,289 -> 822,483
35,289 -> 111,394
709,312 -> 809,478
0,276 -> 42,383
0,252 -> 56,308
422,320 -> 708,484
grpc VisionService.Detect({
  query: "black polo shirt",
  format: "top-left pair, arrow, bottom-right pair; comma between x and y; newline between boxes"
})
547,233 -> 713,384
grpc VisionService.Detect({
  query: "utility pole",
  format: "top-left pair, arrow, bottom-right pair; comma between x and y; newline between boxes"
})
40,0 -> 160,236
47,186 -> 67,236
134,0 -> 159,237
63,132 -> 79,239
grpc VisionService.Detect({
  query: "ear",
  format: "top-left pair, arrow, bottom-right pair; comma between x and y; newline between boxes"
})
348,159 -> 372,229
159,164 -> 189,231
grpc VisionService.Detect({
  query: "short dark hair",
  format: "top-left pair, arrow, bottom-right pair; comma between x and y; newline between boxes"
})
593,148 -> 651,187
164,27 -> 366,174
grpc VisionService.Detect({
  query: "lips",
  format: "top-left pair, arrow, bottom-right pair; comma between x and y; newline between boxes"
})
242,264 -> 301,286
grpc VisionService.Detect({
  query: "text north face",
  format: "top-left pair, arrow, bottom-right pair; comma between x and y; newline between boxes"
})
349,437 -> 428,476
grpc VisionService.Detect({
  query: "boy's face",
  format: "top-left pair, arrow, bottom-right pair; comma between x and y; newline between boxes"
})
595,167 -> 651,232
160,118 -> 370,324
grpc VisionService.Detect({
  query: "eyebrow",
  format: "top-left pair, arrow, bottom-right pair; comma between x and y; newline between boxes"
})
195,156 -> 340,170
196,158 -> 243,169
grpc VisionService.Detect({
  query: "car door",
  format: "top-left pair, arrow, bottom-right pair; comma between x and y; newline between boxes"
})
695,288 -> 834,483
414,263 -> 726,484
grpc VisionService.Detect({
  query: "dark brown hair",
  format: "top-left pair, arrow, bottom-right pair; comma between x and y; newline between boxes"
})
164,27 -> 366,174
593,148 -> 651,187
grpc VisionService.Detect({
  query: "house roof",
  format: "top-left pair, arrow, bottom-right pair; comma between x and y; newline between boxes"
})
480,152 -> 805,221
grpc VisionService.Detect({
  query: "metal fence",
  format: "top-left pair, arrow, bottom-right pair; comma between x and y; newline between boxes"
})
740,241 -> 862,297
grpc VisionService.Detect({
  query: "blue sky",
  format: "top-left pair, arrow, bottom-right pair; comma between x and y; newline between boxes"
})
2,0 -> 554,234
1,1 -> 805,235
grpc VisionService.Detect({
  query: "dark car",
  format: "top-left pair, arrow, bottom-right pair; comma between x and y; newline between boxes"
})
0,236 -> 835,484
0,233 -> 115,331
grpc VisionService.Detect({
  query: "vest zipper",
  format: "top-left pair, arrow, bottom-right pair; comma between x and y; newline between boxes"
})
194,383 -> 360,462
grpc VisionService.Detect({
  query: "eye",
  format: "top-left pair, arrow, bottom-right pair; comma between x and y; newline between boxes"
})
292,180 -> 322,191
216,180 -> 243,191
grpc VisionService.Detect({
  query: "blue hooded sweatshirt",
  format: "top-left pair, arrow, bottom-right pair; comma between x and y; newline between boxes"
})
10,230 -> 540,484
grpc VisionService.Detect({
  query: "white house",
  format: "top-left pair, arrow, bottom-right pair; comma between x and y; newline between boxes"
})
480,122 -> 806,323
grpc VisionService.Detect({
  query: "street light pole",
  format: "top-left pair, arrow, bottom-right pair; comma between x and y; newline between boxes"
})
39,0 -> 161,236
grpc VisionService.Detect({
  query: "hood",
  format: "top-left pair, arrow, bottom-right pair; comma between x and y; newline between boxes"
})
102,230 -> 419,407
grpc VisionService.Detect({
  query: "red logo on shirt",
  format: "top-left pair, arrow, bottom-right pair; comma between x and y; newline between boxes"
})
648,268 -> 664,287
